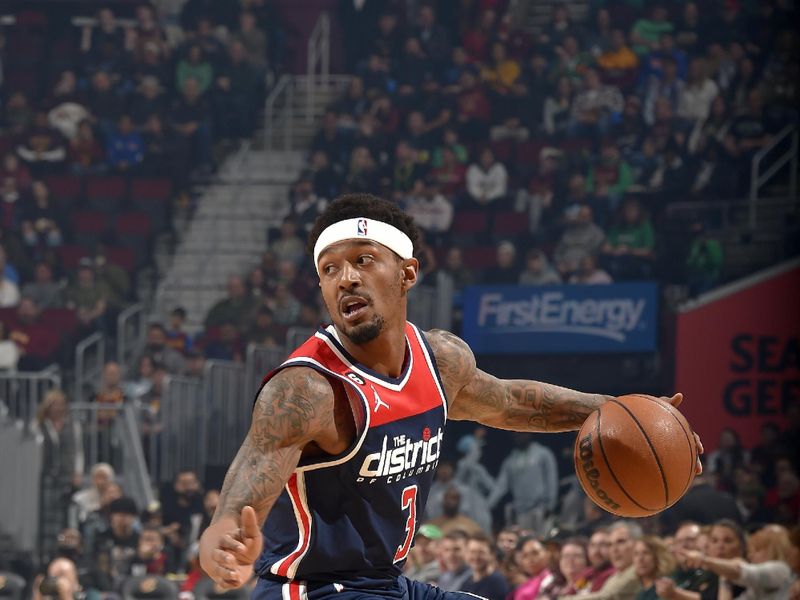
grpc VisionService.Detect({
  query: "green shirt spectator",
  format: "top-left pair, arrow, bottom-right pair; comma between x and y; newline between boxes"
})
631,7 -> 674,55
604,199 -> 655,257
176,45 -> 213,93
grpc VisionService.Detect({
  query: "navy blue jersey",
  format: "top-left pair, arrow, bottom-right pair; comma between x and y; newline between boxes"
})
254,322 -> 448,588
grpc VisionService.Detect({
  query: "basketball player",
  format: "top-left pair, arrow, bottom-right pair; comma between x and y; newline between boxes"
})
199,194 -> 703,600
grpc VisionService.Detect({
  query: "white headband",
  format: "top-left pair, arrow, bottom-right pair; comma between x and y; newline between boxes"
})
313,217 -> 414,274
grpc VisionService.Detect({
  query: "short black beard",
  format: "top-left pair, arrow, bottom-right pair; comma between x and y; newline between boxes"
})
343,314 -> 385,345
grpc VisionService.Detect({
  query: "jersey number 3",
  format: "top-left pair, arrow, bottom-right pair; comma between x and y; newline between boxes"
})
393,485 -> 418,563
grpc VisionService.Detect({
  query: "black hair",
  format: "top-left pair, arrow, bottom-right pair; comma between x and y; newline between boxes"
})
306,193 -> 420,258
171,307 -> 186,319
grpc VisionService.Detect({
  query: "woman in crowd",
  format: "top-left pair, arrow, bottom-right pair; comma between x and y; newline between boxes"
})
540,537 -> 589,598
634,536 -> 676,599
511,536 -> 553,600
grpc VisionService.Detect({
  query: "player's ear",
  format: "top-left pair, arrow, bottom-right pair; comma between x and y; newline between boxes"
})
400,258 -> 419,291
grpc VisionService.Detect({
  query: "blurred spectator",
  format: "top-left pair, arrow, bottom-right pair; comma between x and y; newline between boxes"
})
123,355 -> 156,403
269,218 -> 305,266
455,70 -> 491,142
543,537 -> 589,597
184,348 -> 207,379
80,7 -> 125,73
555,205 -> 606,278
481,41 -> 521,96
31,557 -> 100,600
36,389 -> 84,563
569,528 -> 615,593
570,70 -> 624,139
205,275 -> 256,330
203,321 -> 244,362
482,241 -> 519,285
171,78 -> 214,173
488,434 -> 558,534
106,115 -> 144,173
563,521 -> 643,599
65,261 -> 108,330
93,361 -> 125,438
518,249 -> 561,285
86,72 -> 120,132
463,10 -> 496,63
94,497 -> 139,589
438,530 -> 471,590
91,246 -> 130,314
465,148 -> 508,210
543,76 -> 575,138
587,139 -> 633,199
631,6 -> 674,56
1,177 -> 23,234
598,30 -> 639,78
71,464 -> 114,528
403,179 -> 453,237
247,307 -> 284,347
46,72 -> 90,141
161,470 -> 204,560
138,323 -> 186,375
688,95 -> 732,156
462,533 -> 510,600
429,147 -> 466,196
428,486 -> 482,536
267,283 -> 302,328
141,114 -> 181,178
678,58 -> 719,124
570,254 -> 613,284
404,524 -> 442,585
644,58 -> 684,126
0,320 -> 20,370
706,427 -> 749,492
601,198 -> 654,279
513,536 -> 553,600
165,307 -> 191,354
0,247 -> 21,307
414,5 -> 450,68
69,121 -> 106,175
633,536 -> 675,599
312,110 -> 348,169
232,11 -> 268,70
22,262 -> 63,310
129,77 -> 167,127
437,247 -> 476,296
344,146 -> 380,194
16,111 -> 68,176
177,45 -> 213,95
130,526 -> 172,576
213,41 -> 262,142
306,151 -> 339,202
2,152 -> 33,190
661,472 -> 742,532
396,38 -> 435,96
392,141 -> 426,195
22,181 -> 63,253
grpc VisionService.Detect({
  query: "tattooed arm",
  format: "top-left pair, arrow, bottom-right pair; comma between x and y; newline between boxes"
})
199,367 -> 336,588
426,329 -> 613,432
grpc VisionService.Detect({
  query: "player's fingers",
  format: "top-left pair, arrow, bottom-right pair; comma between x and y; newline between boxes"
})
211,549 -> 238,566
219,533 -> 247,554
241,505 -> 260,539
693,431 -> 704,454
668,392 -> 683,408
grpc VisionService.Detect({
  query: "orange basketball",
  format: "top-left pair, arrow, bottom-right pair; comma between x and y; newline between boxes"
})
574,394 -> 697,518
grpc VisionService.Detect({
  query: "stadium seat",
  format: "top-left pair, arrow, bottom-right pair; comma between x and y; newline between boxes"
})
71,212 -> 111,245
452,211 -> 489,235
86,175 -> 127,211
57,244 -> 90,270
490,139 -> 515,164
131,178 -> 172,231
45,175 -> 82,208
462,246 -> 498,270
492,210 -> 529,240
105,246 -> 137,272
40,309 -> 79,340
515,141 -> 545,166
116,212 -> 153,265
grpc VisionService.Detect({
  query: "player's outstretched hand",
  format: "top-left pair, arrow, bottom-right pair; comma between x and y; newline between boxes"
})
208,506 -> 263,590
660,392 -> 704,475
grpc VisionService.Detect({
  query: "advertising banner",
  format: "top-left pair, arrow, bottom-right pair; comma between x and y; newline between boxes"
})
675,261 -> 800,450
461,283 -> 659,354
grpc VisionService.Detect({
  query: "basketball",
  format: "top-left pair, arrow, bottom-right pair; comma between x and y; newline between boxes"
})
574,394 -> 697,518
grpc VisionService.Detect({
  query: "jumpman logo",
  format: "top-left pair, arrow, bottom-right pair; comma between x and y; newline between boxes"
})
371,386 -> 390,412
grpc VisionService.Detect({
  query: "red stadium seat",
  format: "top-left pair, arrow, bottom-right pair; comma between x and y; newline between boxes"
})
490,140 -> 515,164
130,178 -> 172,231
45,175 -> 82,208
492,211 -> 529,238
516,141 -> 545,166
72,212 -> 110,235
115,212 -> 152,236
462,246 -> 497,270
57,244 -> 90,270
452,211 -> 489,235
105,246 -> 136,272
40,309 -> 79,339
86,176 -> 127,211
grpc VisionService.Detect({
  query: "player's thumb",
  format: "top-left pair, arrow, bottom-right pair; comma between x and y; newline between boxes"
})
669,392 -> 684,408
240,505 -> 259,539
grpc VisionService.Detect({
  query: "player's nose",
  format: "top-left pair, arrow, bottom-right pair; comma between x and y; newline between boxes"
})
338,262 -> 361,288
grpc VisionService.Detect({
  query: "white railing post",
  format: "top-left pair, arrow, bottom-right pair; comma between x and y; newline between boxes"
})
749,124 -> 797,229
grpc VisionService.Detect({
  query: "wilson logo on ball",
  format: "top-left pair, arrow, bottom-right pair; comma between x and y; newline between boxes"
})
578,433 -> 621,511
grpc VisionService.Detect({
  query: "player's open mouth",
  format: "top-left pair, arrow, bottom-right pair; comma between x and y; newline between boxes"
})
340,296 -> 369,321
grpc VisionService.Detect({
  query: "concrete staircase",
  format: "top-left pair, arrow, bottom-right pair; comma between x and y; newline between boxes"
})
153,148 -> 307,333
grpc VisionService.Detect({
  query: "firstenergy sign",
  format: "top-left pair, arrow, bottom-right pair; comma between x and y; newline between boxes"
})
462,283 -> 658,354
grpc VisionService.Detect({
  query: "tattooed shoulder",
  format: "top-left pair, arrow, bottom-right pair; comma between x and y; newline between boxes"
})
424,329 -> 477,400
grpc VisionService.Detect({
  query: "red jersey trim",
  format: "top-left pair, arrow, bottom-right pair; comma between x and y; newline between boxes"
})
270,473 -> 312,579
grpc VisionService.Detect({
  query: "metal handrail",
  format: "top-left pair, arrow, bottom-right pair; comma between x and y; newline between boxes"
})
749,124 -> 798,227
0,366 -> 62,424
74,332 -> 106,403
307,12 -> 331,122
117,303 -> 146,370
264,74 -> 292,152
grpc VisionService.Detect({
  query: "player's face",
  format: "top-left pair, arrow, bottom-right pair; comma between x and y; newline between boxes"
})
317,240 -> 418,345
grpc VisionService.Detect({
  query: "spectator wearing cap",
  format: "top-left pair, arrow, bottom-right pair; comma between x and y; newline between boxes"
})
462,532 -> 510,600
404,524 -> 444,585
465,148 -> 508,211
94,497 -> 140,589
66,260 -> 108,330
519,249 -> 562,285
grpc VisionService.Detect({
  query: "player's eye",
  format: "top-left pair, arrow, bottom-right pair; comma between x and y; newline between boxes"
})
322,264 -> 337,275
357,255 -> 374,265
